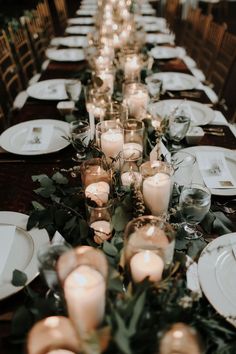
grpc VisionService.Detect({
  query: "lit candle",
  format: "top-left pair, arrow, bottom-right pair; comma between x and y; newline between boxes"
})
130,250 -> 164,283
86,103 -> 106,122
94,55 -> 111,71
81,164 -> 111,187
64,265 -> 106,335
101,130 -> 124,158
121,171 -> 142,187
143,172 -> 172,216
124,55 -> 141,81
85,181 -> 110,206
123,142 -> 143,159
97,70 -> 114,94
126,90 -> 149,120
90,220 -> 112,244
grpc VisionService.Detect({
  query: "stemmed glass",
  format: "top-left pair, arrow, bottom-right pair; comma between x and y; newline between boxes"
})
70,120 -> 91,160
65,80 -> 82,104
179,183 -> 211,240
167,113 -> 191,151
37,242 -> 72,308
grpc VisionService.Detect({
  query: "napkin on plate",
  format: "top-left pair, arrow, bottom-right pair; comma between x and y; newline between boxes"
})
196,151 -> 236,189
21,124 -> 54,151
0,225 -> 16,281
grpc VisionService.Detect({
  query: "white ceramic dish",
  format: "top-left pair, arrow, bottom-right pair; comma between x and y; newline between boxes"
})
198,233 -> 236,325
149,99 -> 214,126
46,48 -> 85,62
146,33 -> 175,44
0,119 -> 70,155
68,17 -> 94,25
76,9 -> 96,16
50,36 -> 88,48
148,72 -> 199,91
27,79 -> 77,100
65,26 -> 93,35
141,8 -> 156,15
0,212 -> 49,300
181,146 -> 236,196
149,46 -> 181,59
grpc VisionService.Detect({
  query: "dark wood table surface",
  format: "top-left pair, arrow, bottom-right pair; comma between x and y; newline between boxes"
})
0,35 -> 236,354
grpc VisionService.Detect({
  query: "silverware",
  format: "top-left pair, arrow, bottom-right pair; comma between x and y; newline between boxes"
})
203,127 -> 224,133
203,131 -> 225,136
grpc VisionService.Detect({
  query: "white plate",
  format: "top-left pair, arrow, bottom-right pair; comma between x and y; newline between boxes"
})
149,99 -> 214,126
141,8 -> 156,15
0,212 -> 49,300
0,119 -> 70,155
146,33 -> 175,44
137,16 -> 166,25
76,9 -> 96,15
149,46 -> 181,60
50,36 -> 88,48
180,146 -> 236,196
198,233 -> 236,323
144,23 -> 167,32
46,48 -> 85,62
68,17 -> 94,25
65,26 -> 93,35
27,79 -> 77,100
148,72 -> 199,91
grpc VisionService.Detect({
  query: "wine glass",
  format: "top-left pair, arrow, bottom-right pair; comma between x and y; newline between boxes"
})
37,242 -> 72,307
70,120 -> 91,160
168,114 -> 191,151
179,183 -> 211,240
65,80 -> 82,103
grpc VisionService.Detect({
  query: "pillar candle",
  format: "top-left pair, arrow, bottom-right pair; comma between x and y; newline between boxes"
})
85,181 -> 110,206
64,265 -> 106,336
121,171 -> 142,187
90,220 -> 112,244
101,130 -> 124,158
124,55 -> 141,81
130,250 -> 164,283
143,172 -> 172,216
126,90 -> 149,120
123,142 -> 143,159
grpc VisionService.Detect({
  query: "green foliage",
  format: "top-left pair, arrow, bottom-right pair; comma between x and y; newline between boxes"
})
11,269 -> 28,287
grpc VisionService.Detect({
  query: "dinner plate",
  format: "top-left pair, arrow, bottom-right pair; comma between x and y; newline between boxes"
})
27,79 -> 78,100
0,119 -> 70,155
148,72 -> 199,91
0,212 -> 49,300
65,26 -> 93,35
76,9 -> 96,16
180,146 -> 236,196
149,46 -> 182,60
149,99 -> 214,126
141,8 -> 156,15
137,16 -> 166,25
198,233 -> 236,323
50,36 -> 88,48
68,17 -> 94,25
144,23 -> 167,32
146,33 -> 175,44
46,48 -> 85,62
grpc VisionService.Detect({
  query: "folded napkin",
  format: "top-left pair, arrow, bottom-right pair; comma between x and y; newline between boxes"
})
0,226 -> 16,281
196,151 -> 236,189
21,124 -> 54,151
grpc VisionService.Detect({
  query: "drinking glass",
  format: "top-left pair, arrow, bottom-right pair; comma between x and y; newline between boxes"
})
37,242 -> 72,305
171,151 -> 196,187
145,76 -> 162,102
179,183 -> 211,240
168,114 -> 191,151
65,80 -> 82,103
70,120 -> 91,160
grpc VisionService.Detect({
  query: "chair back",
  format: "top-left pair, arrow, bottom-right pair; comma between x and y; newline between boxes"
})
54,0 -> 68,31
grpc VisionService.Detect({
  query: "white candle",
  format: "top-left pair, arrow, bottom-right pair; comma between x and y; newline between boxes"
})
94,55 -> 111,71
85,181 -> 110,206
47,350 -> 76,354
121,171 -> 142,187
86,103 -> 106,122
98,70 -> 114,94
130,250 -> 164,283
90,220 -> 112,244
124,55 -> 141,81
123,142 -> 143,159
88,111 -> 95,140
143,172 -> 172,216
64,265 -> 106,335
101,130 -> 124,158
126,90 -> 149,120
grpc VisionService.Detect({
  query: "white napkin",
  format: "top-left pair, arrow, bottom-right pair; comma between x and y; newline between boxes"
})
196,151 -> 236,189
51,231 -> 66,245
0,226 -> 16,280
21,124 -> 54,151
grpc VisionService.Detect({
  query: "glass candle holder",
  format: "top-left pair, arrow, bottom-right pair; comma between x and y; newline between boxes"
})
85,85 -> 110,123
86,200 -> 113,244
96,120 -> 124,160
124,83 -> 149,120
123,119 -> 144,158
123,52 -> 142,82
124,216 -> 176,281
70,120 -> 91,160
140,161 -> 174,217
95,66 -> 115,96
58,247 -> 108,337
104,101 -> 128,122
120,149 -> 142,187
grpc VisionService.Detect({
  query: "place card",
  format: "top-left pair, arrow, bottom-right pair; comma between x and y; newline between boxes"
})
0,225 -> 16,280
196,151 -> 236,189
21,125 -> 54,151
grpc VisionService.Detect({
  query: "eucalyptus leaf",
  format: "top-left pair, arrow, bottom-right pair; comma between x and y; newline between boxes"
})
103,241 -> 118,257
114,312 -> 131,354
32,174 -> 48,182
128,291 -> 146,337
108,276 -> 124,292
31,201 -> 45,210
34,185 -> 56,198
52,171 -> 68,185
12,269 -> 28,287
112,206 -> 130,232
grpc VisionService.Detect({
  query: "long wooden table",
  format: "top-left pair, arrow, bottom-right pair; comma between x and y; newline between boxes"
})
0,22 -> 236,354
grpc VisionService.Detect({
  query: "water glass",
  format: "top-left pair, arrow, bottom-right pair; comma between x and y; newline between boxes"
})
65,80 -> 82,103
168,114 -> 191,151
145,76 -> 162,101
179,183 -> 211,240
70,120 -> 90,159
172,151 -> 196,187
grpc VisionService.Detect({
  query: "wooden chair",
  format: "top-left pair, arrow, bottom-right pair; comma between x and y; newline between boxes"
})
165,0 -> 181,31
179,7 -> 202,49
197,21 -> 227,77
36,0 -> 55,46
8,24 -> 38,88
0,31 -> 23,105
54,0 -> 68,32
207,31 -> 236,98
